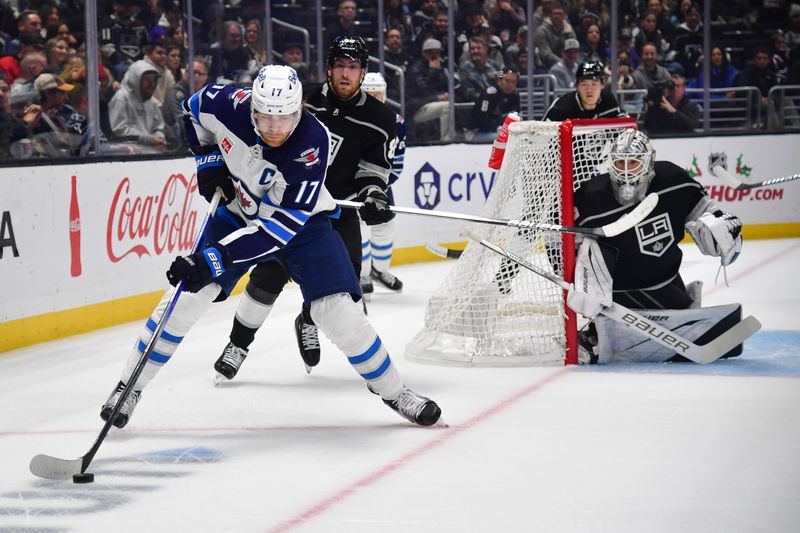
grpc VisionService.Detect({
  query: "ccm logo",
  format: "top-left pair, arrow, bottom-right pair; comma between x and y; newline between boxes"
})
197,154 -> 223,167
621,313 -> 690,353
206,251 -> 224,277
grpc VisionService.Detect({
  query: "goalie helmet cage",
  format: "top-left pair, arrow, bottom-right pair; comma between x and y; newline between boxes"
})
405,118 -> 637,366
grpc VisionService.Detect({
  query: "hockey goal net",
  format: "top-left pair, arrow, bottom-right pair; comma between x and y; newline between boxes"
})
405,118 -> 637,366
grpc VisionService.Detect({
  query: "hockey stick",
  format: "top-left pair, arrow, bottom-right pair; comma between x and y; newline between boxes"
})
338,192 -> 658,237
713,165 -> 800,190
29,189 -> 223,481
425,241 -> 464,260
462,228 -> 761,364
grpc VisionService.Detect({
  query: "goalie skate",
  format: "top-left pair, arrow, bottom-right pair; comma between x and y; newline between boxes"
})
100,381 -> 141,429
214,342 -> 248,382
380,386 -> 442,426
371,266 -> 403,291
294,313 -> 321,373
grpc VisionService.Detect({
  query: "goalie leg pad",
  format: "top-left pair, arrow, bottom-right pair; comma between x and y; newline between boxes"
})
122,283 -> 221,388
594,303 -> 743,364
310,293 -> 403,399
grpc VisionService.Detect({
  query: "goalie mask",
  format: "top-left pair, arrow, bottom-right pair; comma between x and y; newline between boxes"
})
608,129 -> 655,205
251,65 -> 302,147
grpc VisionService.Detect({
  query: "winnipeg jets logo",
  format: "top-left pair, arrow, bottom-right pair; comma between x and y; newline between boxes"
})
234,181 -> 257,217
328,132 -> 344,162
636,213 -> 673,257
294,147 -> 321,167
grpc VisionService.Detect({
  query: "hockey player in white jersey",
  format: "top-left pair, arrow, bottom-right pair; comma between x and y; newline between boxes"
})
359,72 -> 406,298
567,129 -> 745,363
99,65 -> 442,428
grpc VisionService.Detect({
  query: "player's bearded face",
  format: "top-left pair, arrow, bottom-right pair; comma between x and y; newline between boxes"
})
255,112 -> 296,147
329,58 -> 364,100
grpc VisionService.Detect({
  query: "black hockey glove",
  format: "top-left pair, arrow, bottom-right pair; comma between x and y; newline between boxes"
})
166,242 -> 231,293
193,145 -> 235,205
357,188 -> 394,225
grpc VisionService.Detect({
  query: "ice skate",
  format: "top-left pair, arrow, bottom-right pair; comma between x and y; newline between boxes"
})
213,342 -> 249,383
294,313 -> 321,373
370,266 -> 403,291
380,385 -> 442,427
360,275 -> 374,301
100,381 -> 141,429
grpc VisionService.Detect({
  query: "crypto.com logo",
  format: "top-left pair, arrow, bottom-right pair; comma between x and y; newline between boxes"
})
414,162 -> 440,209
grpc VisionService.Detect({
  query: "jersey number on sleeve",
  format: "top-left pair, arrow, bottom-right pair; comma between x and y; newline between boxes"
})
294,180 -> 320,204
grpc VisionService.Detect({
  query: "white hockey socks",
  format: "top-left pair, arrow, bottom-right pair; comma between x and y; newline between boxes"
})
310,293 -> 403,400
120,283 -> 221,389
369,218 -> 395,273
360,219 -> 372,279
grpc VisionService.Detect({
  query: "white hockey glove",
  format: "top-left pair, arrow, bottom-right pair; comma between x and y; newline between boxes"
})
686,210 -> 743,266
567,238 -> 613,319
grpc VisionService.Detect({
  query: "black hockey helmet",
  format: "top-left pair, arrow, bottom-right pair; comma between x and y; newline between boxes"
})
327,36 -> 369,70
576,61 -> 605,82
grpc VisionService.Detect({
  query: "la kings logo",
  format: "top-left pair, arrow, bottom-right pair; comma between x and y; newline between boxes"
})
636,213 -> 673,257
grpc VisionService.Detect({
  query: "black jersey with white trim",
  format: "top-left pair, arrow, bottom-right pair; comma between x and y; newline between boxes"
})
304,83 -> 397,200
574,161 -> 710,291
543,88 -> 625,121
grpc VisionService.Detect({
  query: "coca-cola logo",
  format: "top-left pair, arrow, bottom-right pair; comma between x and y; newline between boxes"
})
107,173 -> 199,263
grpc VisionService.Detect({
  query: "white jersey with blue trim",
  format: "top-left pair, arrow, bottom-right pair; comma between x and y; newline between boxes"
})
183,84 -> 336,263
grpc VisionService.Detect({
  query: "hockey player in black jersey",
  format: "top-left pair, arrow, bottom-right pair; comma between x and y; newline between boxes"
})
567,129 -> 745,364
213,36 -> 399,380
543,61 -> 625,121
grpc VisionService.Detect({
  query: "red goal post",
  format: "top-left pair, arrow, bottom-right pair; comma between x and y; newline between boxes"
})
405,118 -> 638,367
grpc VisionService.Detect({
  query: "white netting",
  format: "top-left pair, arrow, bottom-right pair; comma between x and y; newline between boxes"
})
405,119 -> 634,366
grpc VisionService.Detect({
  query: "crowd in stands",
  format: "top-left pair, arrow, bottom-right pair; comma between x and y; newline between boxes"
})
1,0 -> 800,158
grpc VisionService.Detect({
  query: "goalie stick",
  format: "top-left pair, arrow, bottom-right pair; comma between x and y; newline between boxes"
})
338,192 -> 658,238
29,189 -> 224,481
425,241 -> 464,260
462,228 -> 761,364
713,165 -> 800,190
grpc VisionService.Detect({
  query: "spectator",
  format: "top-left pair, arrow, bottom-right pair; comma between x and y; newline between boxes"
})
384,0 -> 413,42
244,19 -> 268,69
633,42 -> 671,92
28,73 -> 87,155
279,42 -> 312,83
412,0 -> 439,41
407,38 -> 453,141
534,2 -> 577,69
416,11 -> 451,61
770,32 -> 789,83
550,37 -> 581,89
39,2 -> 62,29
737,46 -> 777,121
325,0 -> 359,45
166,43 -> 184,83
647,0 -> 674,41
165,24 -> 185,50
50,22 -> 79,49
3,10 -> 43,57
611,50 -> 645,116
489,0 -> 526,44
10,52 -> 47,108
643,73 -> 700,133
787,4 -> 800,53
61,53 -> 112,114
672,3 -> 703,78
143,40 -> 174,105
0,33 -> 45,85
383,27 -> 412,102
0,72 -> 30,159
471,24 -> 505,68
459,36 -> 501,102
108,59 -> 166,148
581,23 -> 607,64
163,56 -> 209,148
583,0 -> 610,32
44,37 -> 70,72
468,65 -> 520,142
633,10 -> 669,59
208,21 -> 257,84
505,24 -> 528,65
688,46 -> 738,99
100,0 -> 150,81
611,27 -> 640,69
455,5 -> 488,56
671,0 -> 693,27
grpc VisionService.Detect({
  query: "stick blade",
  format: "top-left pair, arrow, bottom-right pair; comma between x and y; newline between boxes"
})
601,192 -> 659,237
712,165 -> 745,189
690,315 -> 762,364
30,454 -> 84,480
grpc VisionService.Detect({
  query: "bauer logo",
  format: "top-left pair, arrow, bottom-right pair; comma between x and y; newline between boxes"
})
414,162 -> 441,209
635,213 -> 673,257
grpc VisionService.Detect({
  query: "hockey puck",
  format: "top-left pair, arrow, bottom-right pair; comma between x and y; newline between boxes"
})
72,472 -> 94,484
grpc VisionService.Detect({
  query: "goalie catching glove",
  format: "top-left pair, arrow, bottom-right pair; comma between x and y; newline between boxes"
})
685,210 -> 743,266
193,145 -> 236,205
167,242 -> 232,292
567,237 -> 614,318
357,187 -> 395,225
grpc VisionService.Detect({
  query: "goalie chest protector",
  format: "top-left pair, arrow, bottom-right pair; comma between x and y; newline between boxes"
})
574,161 -> 708,290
